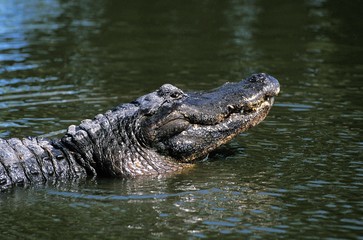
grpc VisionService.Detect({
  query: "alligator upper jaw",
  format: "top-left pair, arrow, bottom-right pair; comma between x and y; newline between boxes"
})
180,95 -> 274,127
221,95 -> 275,123
185,94 -> 275,133
176,73 -> 280,126
155,94 -> 275,132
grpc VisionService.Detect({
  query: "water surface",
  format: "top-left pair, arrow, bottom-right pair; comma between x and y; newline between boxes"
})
1,0 -> 362,239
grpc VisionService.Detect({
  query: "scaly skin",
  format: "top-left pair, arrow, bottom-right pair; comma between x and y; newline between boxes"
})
0,73 -> 280,190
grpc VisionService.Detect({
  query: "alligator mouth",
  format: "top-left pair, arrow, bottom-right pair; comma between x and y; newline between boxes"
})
150,95 -> 275,162
225,96 -> 274,121
194,96 -> 274,133
156,95 -> 274,132
180,94 -> 275,128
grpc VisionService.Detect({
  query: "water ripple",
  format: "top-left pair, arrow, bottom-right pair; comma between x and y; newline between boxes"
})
274,102 -> 314,112
0,63 -> 39,73
0,97 -> 117,109
0,76 -> 58,87
47,187 -> 224,201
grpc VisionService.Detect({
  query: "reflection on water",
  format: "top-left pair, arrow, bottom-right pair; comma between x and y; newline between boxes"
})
1,0 -> 363,239
0,0 -> 110,138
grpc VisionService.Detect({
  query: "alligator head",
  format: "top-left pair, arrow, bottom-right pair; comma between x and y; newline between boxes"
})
136,73 -> 280,163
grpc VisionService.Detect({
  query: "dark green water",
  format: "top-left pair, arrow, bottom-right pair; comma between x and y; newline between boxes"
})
1,0 -> 362,239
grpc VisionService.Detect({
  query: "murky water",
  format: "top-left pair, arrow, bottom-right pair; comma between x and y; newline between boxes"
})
1,0 -> 363,239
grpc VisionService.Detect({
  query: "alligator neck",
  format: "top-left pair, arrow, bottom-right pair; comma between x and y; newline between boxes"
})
61,103 -> 183,178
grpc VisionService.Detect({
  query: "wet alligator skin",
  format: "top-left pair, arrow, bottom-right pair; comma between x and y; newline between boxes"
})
0,73 -> 280,190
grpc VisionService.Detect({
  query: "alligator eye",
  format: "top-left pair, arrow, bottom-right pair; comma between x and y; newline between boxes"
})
158,84 -> 184,99
170,91 -> 182,99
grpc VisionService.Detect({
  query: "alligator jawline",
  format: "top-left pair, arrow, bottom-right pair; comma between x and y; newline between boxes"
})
210,96 -> 274,126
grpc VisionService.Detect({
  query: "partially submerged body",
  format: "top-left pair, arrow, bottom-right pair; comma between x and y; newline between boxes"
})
0,73 -> 280,190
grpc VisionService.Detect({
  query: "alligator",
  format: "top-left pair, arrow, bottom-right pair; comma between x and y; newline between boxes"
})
0,73 -> 280,190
